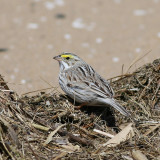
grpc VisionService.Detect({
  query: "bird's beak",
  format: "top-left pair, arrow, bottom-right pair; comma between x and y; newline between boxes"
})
53,55 -> 62,61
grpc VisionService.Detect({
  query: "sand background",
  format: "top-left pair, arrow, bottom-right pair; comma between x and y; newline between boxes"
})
0,0 -> 160,95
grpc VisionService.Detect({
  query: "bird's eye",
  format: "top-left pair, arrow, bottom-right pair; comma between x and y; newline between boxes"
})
66,57 -> 70,60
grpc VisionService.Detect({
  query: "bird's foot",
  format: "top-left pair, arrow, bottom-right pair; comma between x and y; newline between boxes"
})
74,103 -> 87,109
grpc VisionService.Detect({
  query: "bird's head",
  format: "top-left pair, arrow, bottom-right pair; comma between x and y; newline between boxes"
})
53,52 -> 83,71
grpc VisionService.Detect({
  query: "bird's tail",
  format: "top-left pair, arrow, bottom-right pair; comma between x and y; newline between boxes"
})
104,98 -> 131,117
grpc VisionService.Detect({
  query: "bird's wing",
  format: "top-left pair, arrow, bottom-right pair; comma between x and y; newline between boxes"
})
67,64 -> 114,98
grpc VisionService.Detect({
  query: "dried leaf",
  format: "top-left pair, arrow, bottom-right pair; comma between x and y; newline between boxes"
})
43,124 -> 65,145
144,124 -> 160,136
93,129 -> 114,138
31,123 -> 50,131
61,143 -> 80,152
102,123 -> 134,147
132,150 -> 148,160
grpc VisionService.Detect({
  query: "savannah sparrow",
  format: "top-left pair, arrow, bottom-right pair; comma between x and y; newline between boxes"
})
53,52 -> 130,117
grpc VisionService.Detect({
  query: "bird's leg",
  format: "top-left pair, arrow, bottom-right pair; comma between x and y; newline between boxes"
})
74,103 -> 88,109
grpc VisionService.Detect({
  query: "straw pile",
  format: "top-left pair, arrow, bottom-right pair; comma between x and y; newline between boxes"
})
0,59 -> 159,160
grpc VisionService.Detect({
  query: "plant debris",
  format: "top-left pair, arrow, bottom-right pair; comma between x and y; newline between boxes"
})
0,59 -> 160,159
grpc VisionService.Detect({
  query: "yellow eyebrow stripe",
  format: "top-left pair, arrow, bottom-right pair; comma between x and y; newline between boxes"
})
61,54 -> 73,58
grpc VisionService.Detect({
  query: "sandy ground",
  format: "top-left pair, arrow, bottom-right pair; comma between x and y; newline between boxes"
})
0,0 -> 160,95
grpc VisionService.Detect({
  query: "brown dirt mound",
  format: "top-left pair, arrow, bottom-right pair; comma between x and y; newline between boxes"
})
0,59 -> 160,160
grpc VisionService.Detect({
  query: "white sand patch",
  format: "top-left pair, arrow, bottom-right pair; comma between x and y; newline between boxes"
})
113,0 -> 121,4
21,79 -> 26,84
96,38 -> 103,44
45,2 -> 55,10
10,75 -> 15,80
54,0 -> 64,6
133,10 -> 147,16
27,23 -> 39,29
157,32 -> 160,38
135,48 -> 141,53
81,43 -> 89,48
64,34 -> 71,40
72,18 -> 85,29
112,57 -> 120,63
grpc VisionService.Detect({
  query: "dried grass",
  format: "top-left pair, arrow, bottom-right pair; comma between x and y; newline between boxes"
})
0,59 -> 160,160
